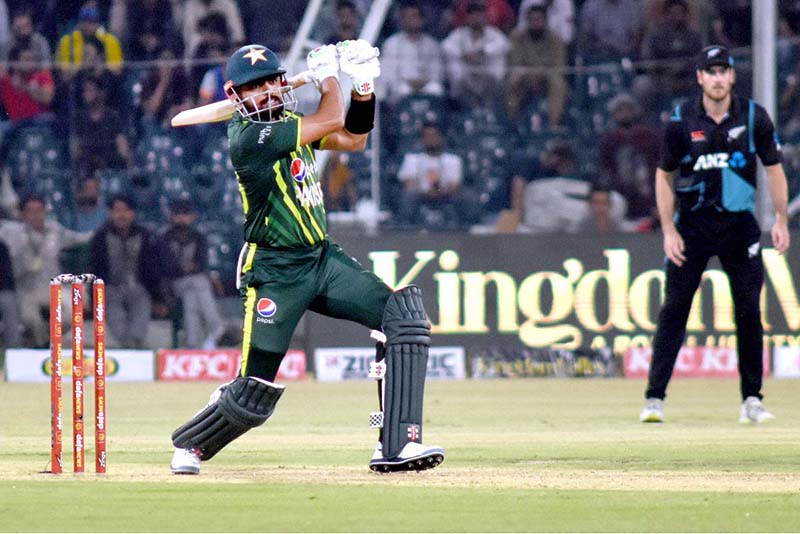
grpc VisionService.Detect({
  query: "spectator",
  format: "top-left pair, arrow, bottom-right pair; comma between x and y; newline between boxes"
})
323,0 -> 361,45
68,35 -> 125,117
515,0 -> 576,46
709,0 -> 750,49
397,121 -> 468,229
158,196 -> 224,349
55,3 -> 123,78
196,42 -> 228,106
2,7 -> 51,62
380,1 -> 445,105
70,74 -> 132,174
89,194 -> 162,349
0,194 -> 93,347
109,0 -> 181,60
140,47 -> 193,128
238,0 -> 305,53
507,144 -> 556,220
182,0 -> 244,58
576,0 -> 643,64
642,0 -> 717,47
450,0 -> 516,34
501,141 -> 566,231
597,93 -> 660,226
507,3 -> 568,128
575,183 -> 628,233
0,238 -> 21,348
321,152 -> 360,212
68,174 -> 108,233
442,0 -> 510,108
516,139 -> 590,233
188,12 -> 229,92
640,0 -> 703,100
0,44 -> 56,130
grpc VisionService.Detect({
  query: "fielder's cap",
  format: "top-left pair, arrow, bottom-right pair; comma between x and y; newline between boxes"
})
697,45 -> 734,71
78,6 -> 100,22
226,45 -> 286,87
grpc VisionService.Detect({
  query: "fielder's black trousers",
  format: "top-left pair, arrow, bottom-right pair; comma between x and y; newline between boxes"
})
646,210 -> 764,401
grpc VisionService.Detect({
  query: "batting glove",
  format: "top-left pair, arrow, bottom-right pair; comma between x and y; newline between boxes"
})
306,44 -> 339,88
336,39 -> 380,96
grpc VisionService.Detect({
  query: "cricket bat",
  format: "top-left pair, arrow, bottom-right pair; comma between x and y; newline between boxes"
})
170,70 -> 313,127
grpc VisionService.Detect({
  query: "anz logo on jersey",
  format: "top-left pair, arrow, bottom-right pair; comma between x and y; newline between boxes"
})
692,151 -> 747,171
290,157 -> 324,208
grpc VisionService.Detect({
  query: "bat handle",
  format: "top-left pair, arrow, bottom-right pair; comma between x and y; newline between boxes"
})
288,70 -> 313,89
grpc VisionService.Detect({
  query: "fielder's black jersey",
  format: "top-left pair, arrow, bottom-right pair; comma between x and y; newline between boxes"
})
659,94 -> 782,214
228,112 -> 327,248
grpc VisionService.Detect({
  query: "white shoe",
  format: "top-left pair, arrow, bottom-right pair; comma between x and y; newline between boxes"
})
739,396 -> 776,424
170,447 -> 201,475
640,398 -> 664,423
369,441 -> 445,473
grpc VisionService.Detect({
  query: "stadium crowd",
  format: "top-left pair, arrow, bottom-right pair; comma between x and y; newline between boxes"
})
0,0 -> 799,348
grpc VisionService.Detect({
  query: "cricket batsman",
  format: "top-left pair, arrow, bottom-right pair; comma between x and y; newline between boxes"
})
169,41 -> 445,474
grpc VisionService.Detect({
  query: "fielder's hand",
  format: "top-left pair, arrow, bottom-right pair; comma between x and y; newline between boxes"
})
306,44 -> 339,89
336,39 -> 380,96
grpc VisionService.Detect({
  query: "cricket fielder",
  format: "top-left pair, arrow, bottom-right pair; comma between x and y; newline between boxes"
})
169,42 -> 445,474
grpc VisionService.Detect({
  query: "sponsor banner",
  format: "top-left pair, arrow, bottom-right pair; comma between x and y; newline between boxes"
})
773,346 -> 800,378
313,346 -> 466,382
5,349 -> 153,383
311,232 -> 800,356
623,346 -> 771,378
470,348 -> 617,378
156,349 -> 306,382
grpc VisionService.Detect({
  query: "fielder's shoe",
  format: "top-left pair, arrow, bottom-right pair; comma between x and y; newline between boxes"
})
170,447 -> 201,475
639,398 -> 664,423
369,441 -> 445,473
739,396 -> 776,424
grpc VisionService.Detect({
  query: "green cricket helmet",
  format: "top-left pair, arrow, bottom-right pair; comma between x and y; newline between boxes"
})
224,44 -> 297,123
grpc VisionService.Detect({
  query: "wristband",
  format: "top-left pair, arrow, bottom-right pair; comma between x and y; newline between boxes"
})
344,95 -> 376,134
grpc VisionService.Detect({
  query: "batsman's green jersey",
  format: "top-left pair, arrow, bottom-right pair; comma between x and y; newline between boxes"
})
228,111 -> 391,378
228,111 -> 327,248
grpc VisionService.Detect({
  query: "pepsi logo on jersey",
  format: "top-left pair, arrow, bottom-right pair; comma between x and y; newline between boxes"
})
256,298 -> 277,324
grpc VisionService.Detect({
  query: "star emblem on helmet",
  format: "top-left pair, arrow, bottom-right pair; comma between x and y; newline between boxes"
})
243,47 -> 267,65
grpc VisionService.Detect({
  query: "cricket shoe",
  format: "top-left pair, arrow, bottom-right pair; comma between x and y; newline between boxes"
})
170,447 -> 201,475
369,441 -> 445,473
739,396 -> 776,424
639,398 -> 664,423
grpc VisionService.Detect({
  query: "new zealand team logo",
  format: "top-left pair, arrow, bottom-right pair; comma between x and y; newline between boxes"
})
290,158 -> 306,183
256,298 -> 277,318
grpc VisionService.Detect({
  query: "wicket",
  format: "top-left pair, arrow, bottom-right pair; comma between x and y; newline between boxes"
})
49,273 -> 107,474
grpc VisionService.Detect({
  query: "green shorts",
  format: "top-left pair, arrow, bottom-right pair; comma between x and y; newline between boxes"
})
238,237 -> 391,361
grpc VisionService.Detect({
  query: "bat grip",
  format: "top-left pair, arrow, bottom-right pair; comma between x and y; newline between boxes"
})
288,70 -> 313,89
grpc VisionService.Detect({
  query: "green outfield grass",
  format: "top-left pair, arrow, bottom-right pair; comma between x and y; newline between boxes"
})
2,377 -> 800,532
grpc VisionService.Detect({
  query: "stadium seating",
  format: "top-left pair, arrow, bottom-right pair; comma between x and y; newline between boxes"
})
6,124 -> 68,193
188,135 -> 233,219
136,129 -> 189,176
199,220 -> 242,294
390,94 -> 448,153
